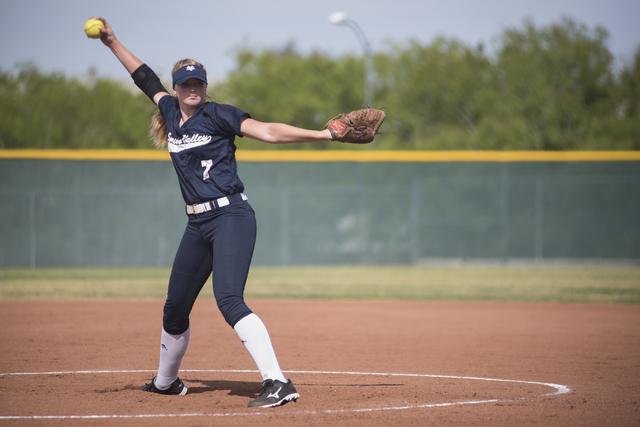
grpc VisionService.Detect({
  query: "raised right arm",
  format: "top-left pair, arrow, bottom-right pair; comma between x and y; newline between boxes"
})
96,17 -> 168,105
97,17 -> 142,73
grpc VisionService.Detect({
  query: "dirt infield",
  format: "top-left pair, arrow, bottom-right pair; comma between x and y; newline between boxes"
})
1,299 -> 639,426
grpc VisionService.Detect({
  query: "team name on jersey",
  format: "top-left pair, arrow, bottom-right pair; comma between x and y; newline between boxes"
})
167,132 -> 213,153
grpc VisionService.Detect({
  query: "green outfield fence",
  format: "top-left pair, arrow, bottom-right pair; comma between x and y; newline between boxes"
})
1,150 -> 639,267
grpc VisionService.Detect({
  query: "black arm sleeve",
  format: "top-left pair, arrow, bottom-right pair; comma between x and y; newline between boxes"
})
131,64 -> 167,102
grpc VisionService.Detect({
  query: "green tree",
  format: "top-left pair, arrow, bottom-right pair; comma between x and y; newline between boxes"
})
0,64 -> 154,149
375,38 -> 494,149
212,44 -> 363,149
493,17 -> 615,150
587,47 -> 640,149
1,17 -> 638,151
619,48 -> 640,120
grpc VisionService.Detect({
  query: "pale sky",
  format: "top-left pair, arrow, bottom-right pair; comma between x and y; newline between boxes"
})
1,0 -> 639,82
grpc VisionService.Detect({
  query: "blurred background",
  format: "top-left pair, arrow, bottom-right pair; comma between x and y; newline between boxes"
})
1,0 -> 639,150
1,155 -> 638,267
0,0 -> 638,267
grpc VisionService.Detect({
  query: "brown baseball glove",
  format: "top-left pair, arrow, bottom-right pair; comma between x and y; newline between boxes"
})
325,108 -> 386,144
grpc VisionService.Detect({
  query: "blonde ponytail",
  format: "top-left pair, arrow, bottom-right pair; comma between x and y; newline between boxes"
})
149,58 -> 210,149
150,110 -> 168,149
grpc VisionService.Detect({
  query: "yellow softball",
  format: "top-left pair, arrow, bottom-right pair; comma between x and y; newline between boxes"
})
84,19 -> 104,39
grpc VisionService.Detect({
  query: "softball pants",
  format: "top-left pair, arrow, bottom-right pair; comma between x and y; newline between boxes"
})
162,199 -> 256,335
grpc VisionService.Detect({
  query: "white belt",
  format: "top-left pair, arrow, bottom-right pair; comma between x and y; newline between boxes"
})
186,193 -> 248,215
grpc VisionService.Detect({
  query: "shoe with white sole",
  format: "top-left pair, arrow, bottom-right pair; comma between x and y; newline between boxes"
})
140,376 -> 188,395
248,379 -> 300,408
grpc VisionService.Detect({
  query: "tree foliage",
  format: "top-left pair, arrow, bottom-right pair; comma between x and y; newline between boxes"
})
374,38 -> 494,149
0,64 -> 156,149
213,44 -> 363,149
1,18 -> 638,150
214,17 -> 640,150
491,18 -> 617,150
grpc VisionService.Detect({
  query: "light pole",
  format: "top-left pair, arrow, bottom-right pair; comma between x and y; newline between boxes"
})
328,11 -> 374,107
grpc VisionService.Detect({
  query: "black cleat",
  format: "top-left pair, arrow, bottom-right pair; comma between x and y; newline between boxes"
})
248,379 -> 300,408
140,376 -> 188,395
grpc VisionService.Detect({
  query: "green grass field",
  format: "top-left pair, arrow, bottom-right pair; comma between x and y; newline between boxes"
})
1,266 -> 639,304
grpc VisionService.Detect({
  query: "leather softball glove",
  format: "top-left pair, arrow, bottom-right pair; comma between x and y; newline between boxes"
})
325,108 -> 386,144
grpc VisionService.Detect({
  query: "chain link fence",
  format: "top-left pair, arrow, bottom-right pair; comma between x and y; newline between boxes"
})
1,157 -> 638,267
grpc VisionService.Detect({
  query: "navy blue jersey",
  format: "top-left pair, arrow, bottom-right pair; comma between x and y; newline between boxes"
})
158,96 -> 251,204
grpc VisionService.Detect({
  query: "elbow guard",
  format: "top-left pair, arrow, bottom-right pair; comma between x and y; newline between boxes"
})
131,64 -> 167,102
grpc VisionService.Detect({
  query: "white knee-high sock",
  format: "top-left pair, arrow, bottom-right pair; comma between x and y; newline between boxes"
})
234,313 -> 287,382
155,327 -> 190,389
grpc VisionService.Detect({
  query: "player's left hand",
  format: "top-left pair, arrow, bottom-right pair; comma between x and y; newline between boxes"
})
325,107 -> 386,144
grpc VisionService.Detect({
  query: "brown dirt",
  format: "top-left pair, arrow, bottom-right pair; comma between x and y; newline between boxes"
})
0,299 -> 639,426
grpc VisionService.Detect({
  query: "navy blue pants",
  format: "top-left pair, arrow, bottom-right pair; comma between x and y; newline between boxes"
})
162,198 -> 256,335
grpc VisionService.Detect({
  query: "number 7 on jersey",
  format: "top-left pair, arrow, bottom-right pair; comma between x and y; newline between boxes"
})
201,159 -> 213,180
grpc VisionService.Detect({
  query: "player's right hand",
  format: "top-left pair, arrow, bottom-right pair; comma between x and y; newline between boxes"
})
95,17 -> 116,47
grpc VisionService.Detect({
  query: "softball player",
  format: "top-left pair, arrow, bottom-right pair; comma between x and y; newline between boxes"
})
96,17 -> 333,408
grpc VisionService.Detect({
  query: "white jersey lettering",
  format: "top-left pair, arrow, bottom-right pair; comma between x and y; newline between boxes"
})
167,132 -> 213,153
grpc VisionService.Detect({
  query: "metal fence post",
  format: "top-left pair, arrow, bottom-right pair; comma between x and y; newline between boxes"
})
411,177 -> 422,264
29,190 -> 36,268
535,178 -> 544,261
500,165 -> 509,263
281,188 -> 291,266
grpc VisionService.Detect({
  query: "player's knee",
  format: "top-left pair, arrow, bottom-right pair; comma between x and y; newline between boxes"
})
217,296 -> 252,328
162,312 -> 190,335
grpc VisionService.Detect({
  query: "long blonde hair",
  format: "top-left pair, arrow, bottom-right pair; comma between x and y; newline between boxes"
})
150,59 -> 210,149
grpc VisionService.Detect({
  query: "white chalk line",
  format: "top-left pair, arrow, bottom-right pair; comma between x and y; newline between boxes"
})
0,369 -> 570,420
